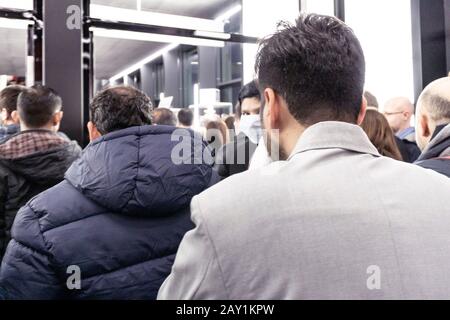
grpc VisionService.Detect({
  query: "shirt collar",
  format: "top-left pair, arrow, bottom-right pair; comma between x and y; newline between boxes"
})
5,123 -> 19,133
431,124 -> 450,141
288,121 -> 381,161
396,127 -> 415,140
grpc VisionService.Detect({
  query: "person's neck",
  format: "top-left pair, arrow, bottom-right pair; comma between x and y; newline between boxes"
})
280,125 -> 305,160
431,122 -> 450,140
20,123 -> 55,132
2,120 -> 17,127
397,123 -> 412,134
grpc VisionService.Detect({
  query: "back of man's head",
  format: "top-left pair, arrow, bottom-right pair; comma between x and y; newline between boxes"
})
418,78 -> 450,125
0,85 -> 27,123
177,108 -> 193,127
152,108 -> 177,126
90,86 -> 153,136
17,85 -> 62,129
416,77 -> 450,150
256,14 -> 365,126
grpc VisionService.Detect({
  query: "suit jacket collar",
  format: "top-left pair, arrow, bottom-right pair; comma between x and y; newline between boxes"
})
288,121 -> 381,160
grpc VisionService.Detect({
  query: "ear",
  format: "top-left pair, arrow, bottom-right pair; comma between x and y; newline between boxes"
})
357,95 -> 367,125
87,121 -> 102,142
420,113 -> 431,139
263,88 -> 280,130
10,110 -> 20,124
52,111 -> 63,126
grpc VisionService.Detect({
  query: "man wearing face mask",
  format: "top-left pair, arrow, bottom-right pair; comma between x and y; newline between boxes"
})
215,80 -> 261,179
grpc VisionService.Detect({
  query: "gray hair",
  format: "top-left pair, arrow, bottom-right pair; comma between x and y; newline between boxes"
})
420,92 -> 450,124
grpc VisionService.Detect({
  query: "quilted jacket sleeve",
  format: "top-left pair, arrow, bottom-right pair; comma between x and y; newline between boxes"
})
0,170 -> 6,260
0,203 -> 65,299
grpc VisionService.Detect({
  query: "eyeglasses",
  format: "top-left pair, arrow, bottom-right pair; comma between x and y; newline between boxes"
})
383,111 -> 404,116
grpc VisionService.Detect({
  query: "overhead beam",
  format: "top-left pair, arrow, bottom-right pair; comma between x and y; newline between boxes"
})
87,19 -> 258,44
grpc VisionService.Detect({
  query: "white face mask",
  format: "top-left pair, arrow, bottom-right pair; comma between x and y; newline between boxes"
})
239,114 -> 262,144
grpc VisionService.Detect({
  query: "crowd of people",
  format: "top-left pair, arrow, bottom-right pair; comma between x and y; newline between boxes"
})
0,13 -> 449,299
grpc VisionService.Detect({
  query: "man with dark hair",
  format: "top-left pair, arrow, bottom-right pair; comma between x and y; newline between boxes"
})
0,85 -> 81,260
215,80 -> 261,179
159,14 -> 450,299
0,85 -> 217,299
177,108 -> 193,128
415,77 -> 450,177
152,107 -> 177,126
0,85 -> 26,141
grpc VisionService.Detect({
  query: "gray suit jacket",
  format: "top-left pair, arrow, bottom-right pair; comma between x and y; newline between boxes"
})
158,122 -> 450,300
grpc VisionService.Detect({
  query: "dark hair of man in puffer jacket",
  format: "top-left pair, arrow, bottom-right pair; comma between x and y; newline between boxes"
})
0,86 -> 219,299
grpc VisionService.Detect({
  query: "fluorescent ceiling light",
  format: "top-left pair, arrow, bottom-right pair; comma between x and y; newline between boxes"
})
110,43 -> 179,82
93,28 -> 224,48
106,3 -> 242,82
91,4 -> 223,33
193,30 -> 231,40
0,17 -> 33,30
214,4 -> 242,22
0,0 -> 33,10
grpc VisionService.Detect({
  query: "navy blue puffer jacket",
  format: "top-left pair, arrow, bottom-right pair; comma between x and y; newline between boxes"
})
0,125 -> 217,299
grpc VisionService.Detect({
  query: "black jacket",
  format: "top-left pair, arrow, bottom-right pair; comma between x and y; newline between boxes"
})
395,137 -> 421,163
415,124 -> 450,178
0,125 -> 217,299
215,132 -> 258,179
0,131 -> 81,259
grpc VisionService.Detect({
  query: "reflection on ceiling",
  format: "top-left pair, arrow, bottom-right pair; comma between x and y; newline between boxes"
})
91,0 -> 239,19
94,37 -> 166,79
0,0 -> 241,79
0,28 -> 26,76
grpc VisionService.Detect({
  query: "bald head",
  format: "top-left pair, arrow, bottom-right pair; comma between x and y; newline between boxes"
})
383,97 -> 414,134
416,77 -> 450,150
417,77 -> 450,123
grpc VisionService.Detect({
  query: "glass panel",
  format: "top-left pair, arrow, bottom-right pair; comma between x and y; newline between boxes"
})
0,0 -> 33,10
220,83 -> 241,109
91,0 -> 242,26
0,26 -> 28,89
302,0 -> 335,16
345,0 -> 415,107
152,60 -> 164,104
220,43 -> 243,83
182,48 -> 199,107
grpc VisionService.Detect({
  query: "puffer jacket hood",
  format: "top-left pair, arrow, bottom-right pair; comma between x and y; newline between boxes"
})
417,123 -> 450,161
65,125 -> 214,216
0,140 -> 81,184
